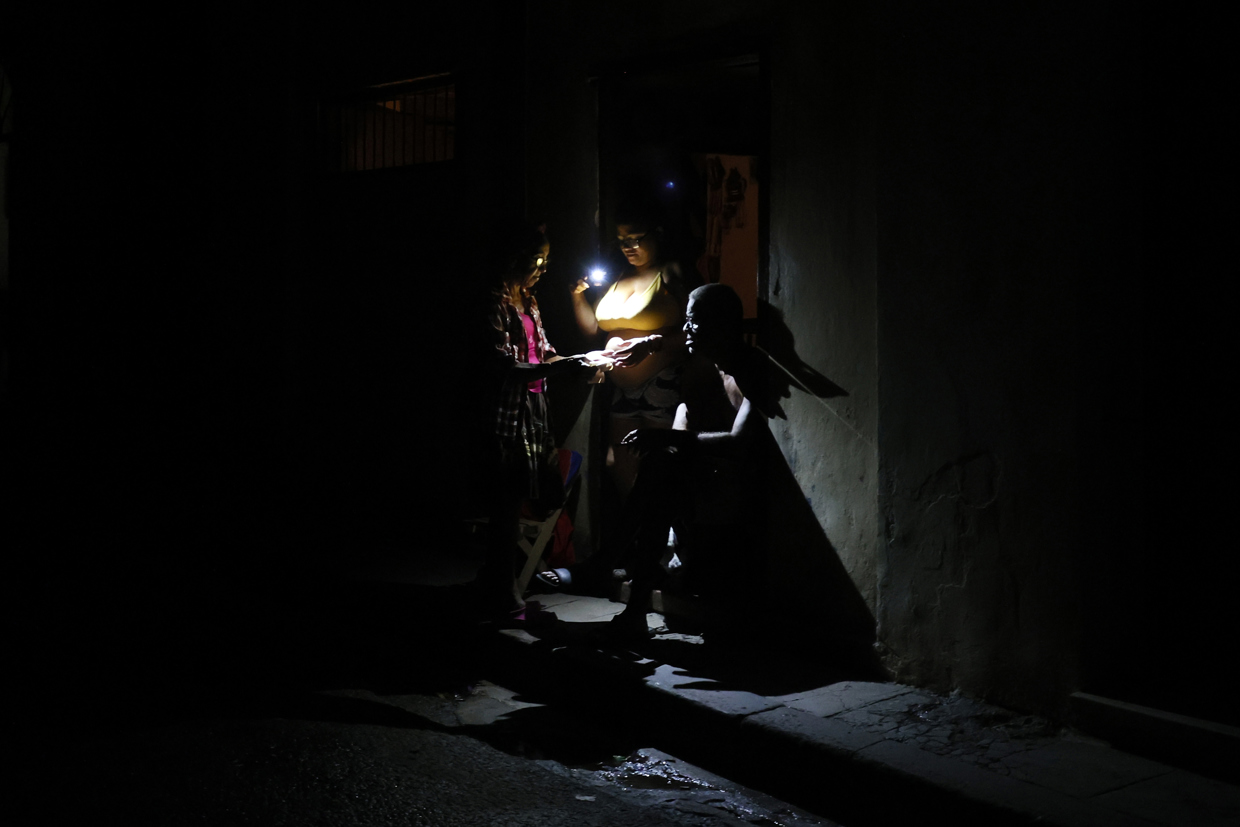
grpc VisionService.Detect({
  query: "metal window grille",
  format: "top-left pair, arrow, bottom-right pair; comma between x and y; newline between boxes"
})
332,76 -> 455,172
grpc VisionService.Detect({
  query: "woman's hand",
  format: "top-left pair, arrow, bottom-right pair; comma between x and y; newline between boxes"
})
620,427 -> 689,456
548,353 -> 590,372
580,350 -> 614,384
604,335 -> 663,369
545,353 -> 609,383
572,279 -> 599,336
582,350 -> 616,369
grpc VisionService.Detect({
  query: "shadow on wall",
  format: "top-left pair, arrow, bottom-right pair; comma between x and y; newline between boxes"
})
756,301 -> 849,411
758,434 -> 883,675
740,303 -> 882,676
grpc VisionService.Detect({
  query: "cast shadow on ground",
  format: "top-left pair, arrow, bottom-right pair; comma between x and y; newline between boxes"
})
454,702 -> 654,766
750,440 -> 884,676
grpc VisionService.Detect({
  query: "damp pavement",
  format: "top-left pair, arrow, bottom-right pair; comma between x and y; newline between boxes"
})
21,685 -> 833,827
21,546 -> 1238,826
347,546 -> 1240,827
480,591 -> 1240,827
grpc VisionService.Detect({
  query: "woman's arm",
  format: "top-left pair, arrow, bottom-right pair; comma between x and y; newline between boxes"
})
571,279 -> 599,337
605,268 -> 690,366
506,354 -> 590,382
604,326 -> 688,368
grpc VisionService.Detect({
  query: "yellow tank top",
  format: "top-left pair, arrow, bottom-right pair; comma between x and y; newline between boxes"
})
594,270 -> 682,332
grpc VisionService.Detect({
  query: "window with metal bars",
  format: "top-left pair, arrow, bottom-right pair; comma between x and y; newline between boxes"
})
329,75 -> 455,172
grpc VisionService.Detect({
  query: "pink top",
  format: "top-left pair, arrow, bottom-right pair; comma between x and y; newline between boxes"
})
522,313 -> 544,393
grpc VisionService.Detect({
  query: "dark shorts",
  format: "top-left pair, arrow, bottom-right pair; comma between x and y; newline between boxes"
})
610,362 -> 683,424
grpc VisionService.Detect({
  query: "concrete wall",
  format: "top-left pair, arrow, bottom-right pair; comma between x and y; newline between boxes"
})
872,2 -> 1140,714
764,2 -> 880,629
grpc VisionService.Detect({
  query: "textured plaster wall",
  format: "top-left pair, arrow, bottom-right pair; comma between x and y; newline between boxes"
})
870,3 -> 1132,713
765,3 -> 880,621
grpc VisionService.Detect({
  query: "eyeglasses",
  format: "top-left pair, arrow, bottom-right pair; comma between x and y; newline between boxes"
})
532,255 -> 549,271
616,233 -> 648,251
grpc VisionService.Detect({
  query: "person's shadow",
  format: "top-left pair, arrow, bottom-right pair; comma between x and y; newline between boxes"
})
745,300 -> 848,420
686,299 -> 884,685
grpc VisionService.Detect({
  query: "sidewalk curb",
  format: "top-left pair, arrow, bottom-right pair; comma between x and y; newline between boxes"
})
484,624 -> 1232,827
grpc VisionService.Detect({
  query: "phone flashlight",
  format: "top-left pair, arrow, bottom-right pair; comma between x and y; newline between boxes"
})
588,266 -> 609,286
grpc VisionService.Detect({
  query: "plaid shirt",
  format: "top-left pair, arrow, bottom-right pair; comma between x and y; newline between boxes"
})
489,287 -> 556,493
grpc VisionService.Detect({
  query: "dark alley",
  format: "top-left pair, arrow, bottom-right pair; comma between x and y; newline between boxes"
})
4,2 -> 1236,825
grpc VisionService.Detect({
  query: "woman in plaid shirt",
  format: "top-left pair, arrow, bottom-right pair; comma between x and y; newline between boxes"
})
473,222 -> 595,620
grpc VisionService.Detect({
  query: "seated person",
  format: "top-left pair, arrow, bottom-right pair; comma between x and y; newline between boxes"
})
608,283 -> 777,640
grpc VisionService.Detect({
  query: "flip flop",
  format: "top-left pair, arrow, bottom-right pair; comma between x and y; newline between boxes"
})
534,567 -> 572,590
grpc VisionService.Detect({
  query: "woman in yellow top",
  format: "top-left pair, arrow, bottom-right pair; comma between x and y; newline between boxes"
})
571,217 -> 690,501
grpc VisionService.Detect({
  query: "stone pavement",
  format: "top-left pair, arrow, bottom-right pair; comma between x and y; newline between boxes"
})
479,591 -> 1240,827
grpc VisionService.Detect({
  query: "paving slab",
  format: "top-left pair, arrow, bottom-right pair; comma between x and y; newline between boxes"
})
772,680 -> 914,714
835,688 -> 943,734
1094,768 -> 1240,827
998,739 -> 1172,799
742,706 -> 888,755
455,681 -> 543,727
532,593 -> 624,623
772,680 -> 915,718
856,738 -> 1155,827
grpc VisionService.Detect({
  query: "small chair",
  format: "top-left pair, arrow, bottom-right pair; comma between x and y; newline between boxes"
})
514,449 -> 582,594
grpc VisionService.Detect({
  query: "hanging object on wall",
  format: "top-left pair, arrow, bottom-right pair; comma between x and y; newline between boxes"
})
697,153 -> 759,319
723,165 -> 748,230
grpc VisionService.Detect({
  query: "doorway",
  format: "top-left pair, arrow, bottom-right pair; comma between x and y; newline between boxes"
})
584,51 -> 768,564
597,52 -> 766,317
